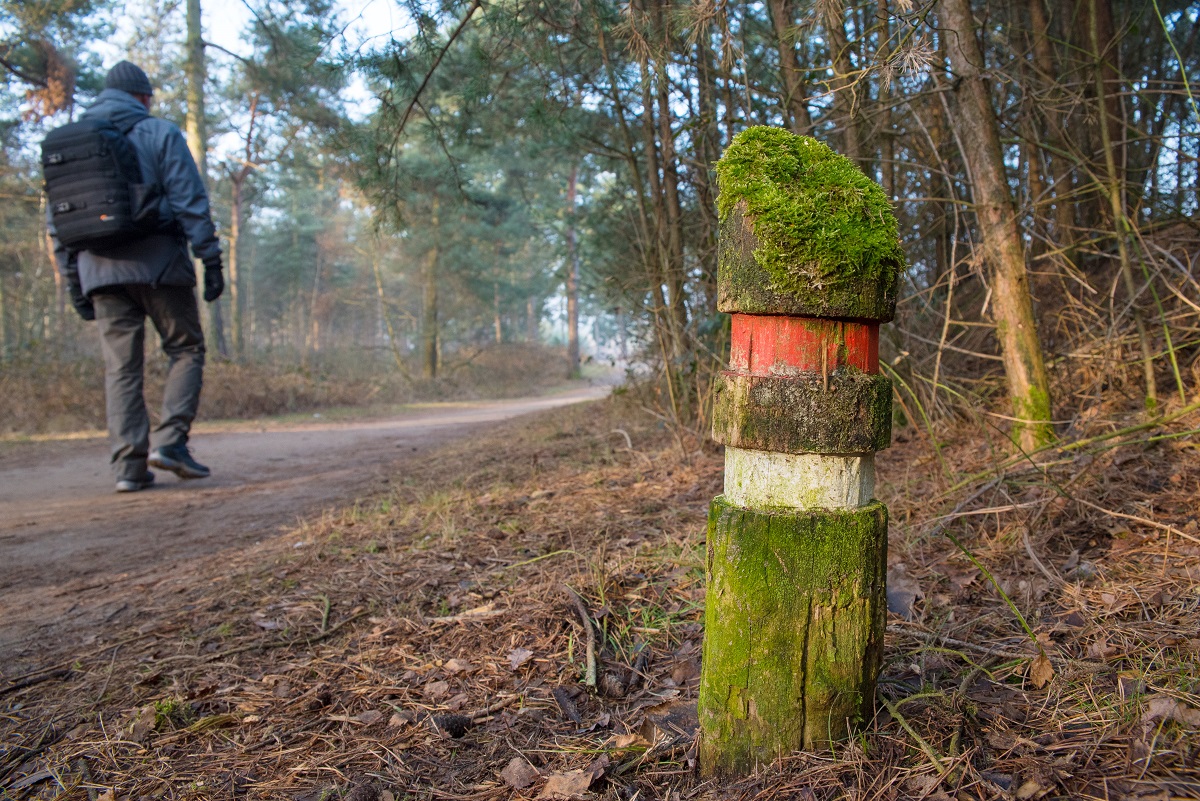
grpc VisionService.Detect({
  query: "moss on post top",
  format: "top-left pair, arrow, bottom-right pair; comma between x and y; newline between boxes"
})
716,126 -> 902,321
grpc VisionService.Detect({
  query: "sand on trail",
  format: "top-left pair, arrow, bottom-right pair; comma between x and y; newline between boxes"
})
0,384 -> 608,663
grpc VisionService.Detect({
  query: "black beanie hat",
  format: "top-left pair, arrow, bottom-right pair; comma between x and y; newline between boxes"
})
105,61 -> 153,96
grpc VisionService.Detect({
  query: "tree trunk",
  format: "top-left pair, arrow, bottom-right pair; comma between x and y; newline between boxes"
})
695,25 -> 721,314
939,0 -> 1054,449
565,166 -> 581,378
247,234 -> 257,349
421,197 -> 440,380
185,0 -> 228,359
638,50 -> 680,364
767,0 -> 812,134
371,239 -> 411,378
526,296 -> 540,342
229,174 -> 244,359
493,281 -> 503,345
823,3 -> 863,163
1088,0 -> 1158,411
656,54 -> 688,356
0,273 -> 8,362
1026,0 -> 1077,264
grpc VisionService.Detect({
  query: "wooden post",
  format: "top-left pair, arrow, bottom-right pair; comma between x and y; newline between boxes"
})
698,127 -> 902,776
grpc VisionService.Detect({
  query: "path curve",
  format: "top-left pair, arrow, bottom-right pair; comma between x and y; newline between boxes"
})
0,385 -> 608,660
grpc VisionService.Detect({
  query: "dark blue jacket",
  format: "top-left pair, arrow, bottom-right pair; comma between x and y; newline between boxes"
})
50,89 -> 222,295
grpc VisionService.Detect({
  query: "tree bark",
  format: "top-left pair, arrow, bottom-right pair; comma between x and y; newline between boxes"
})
526,296 -> 539,342
1088,0 -> 1158,411
493,282 -> 503,345
1026,0 -> 1077,263
768,0 -> 812,134
823,3 -> 863,163
0,272 -> 7,362
695,23 -> 721,314
185,0 -> 228,359
227,94 -> 257,361
565,166 -> 581,378
229,174 -> 244,358
656,49 -> 688,356
421,197 -> 440,380
637,43 -> 679,363
939,0 -> 1054,448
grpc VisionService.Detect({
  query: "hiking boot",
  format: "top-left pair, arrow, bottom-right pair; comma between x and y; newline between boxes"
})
116,471 -> 155,493
149,445 -> 211,479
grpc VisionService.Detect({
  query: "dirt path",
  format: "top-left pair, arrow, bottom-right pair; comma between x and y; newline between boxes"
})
0,384 -> 608,660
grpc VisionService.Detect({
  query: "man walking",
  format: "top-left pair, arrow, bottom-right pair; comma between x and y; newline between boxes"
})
49,61 -> 224,493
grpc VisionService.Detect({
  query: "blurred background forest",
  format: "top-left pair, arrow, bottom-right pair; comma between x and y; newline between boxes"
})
0,0 -> 1197,439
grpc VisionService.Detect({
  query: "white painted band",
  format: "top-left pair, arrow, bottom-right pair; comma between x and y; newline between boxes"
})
723,447 -> 875,510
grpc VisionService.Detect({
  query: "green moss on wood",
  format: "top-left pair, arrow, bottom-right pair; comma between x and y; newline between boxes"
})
715,127 -> 903,321
698,497 -> 888,776
1011,384 -> 1055,448
712,372 -> 892,454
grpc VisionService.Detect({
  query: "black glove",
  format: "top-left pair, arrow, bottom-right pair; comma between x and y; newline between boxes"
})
69,282 -> 95,321
202,256 -> 224,303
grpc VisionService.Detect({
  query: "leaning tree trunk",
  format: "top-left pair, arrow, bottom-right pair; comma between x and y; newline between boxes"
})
939,0 -> 1054,449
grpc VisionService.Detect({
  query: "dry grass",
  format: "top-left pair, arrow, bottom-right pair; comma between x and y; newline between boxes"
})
3,391 -> 1200,800
0,343 -> 573,435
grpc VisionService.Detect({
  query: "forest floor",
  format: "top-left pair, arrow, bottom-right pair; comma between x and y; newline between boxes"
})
0,383 -> 609,661
2,390 -> 1200,801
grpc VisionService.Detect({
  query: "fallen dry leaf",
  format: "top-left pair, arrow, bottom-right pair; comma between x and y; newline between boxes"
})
1142,694 -> 1200,731
128,705 -> 157,743
508,647 -> 534,670
424,680 -> 451,701
904,775 -> 950,800
537,756 -> 609,799
1016,779 -> 1047,800
609,733 -> 650,753
537,770 -> 593,799
444,658 -> 473,674
1029,652 -> 1055,689
500,757 -> 539,789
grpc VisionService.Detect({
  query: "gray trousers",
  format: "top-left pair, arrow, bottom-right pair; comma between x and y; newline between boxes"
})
93,285 -> 206,480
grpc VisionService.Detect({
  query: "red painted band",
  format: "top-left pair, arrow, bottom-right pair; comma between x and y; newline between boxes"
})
728,314 -> 879,376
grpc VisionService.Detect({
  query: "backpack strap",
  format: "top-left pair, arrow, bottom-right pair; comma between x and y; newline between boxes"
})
117,115 -> 150,135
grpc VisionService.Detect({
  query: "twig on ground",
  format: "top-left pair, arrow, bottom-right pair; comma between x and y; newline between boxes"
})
0,668 -> 71,698
1022,527 -> 1064,586
887,626 -> 1107,671
627,641 -> 650,692
880,696 -> 948,776
1075,497 -> 1200,545
563,584 -> 597,689
471,694 -> 521,721
190,611 -> 369,664
552,686 -> 583,723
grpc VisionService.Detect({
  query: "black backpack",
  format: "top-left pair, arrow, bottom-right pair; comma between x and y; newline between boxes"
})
41,116 -> 161,252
